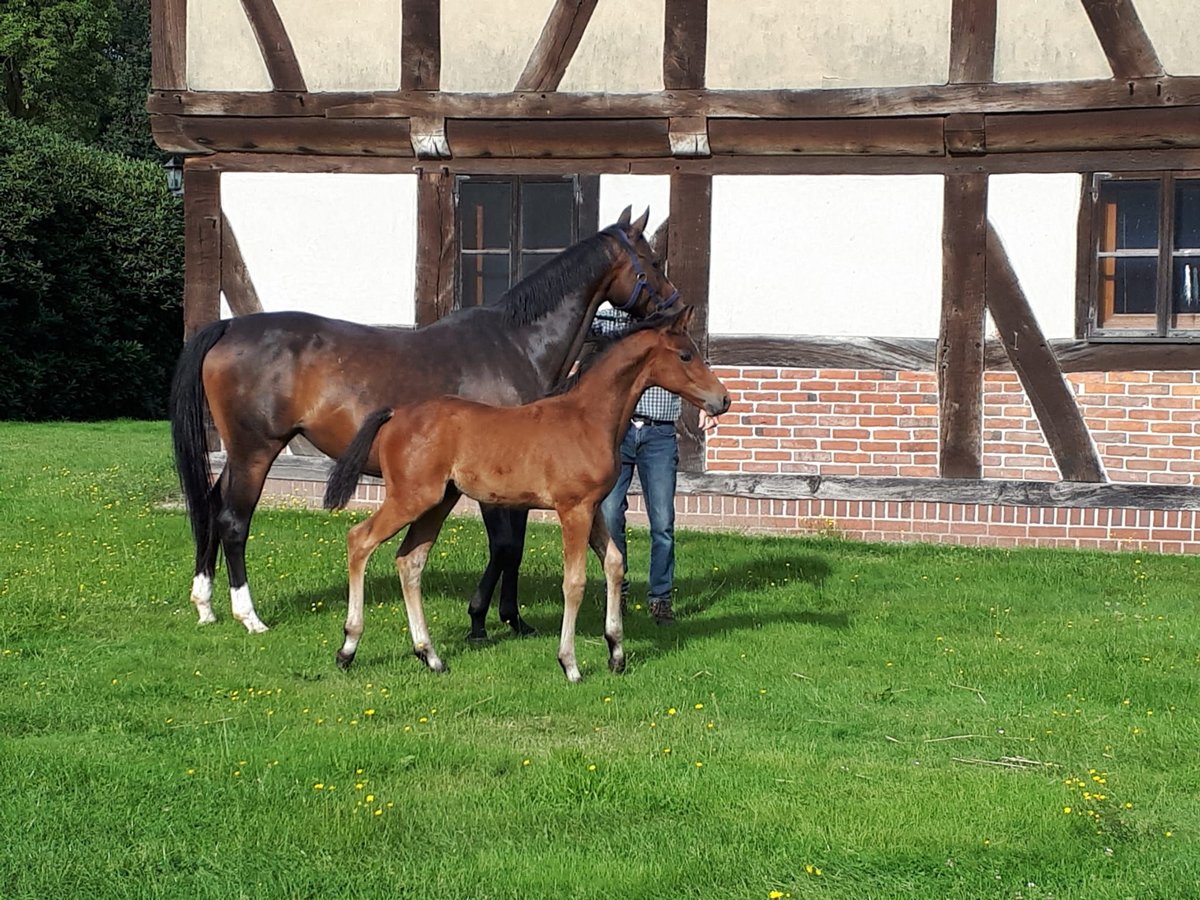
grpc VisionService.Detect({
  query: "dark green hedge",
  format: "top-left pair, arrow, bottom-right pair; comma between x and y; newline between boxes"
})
0,118 -> 183,421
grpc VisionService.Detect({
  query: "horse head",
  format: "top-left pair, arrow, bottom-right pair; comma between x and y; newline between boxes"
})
642,305 -> 730,417
606,206 -> 680,319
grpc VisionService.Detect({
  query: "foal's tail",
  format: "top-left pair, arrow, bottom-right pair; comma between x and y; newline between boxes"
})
324,407 -> 395,510
169,319 -> 232,559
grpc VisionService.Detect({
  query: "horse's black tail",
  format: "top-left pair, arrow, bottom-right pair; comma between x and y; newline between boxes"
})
324,407 -> 395,510
169,320 -> 232,562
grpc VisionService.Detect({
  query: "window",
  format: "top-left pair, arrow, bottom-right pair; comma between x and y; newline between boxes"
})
1089,172 -> 1200,338
456,175 -> 599,308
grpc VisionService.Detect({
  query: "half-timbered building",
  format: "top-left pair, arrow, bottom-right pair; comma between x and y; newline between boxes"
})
150,0 -> 1200,552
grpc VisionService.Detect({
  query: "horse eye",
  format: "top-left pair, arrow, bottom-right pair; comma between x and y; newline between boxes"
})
679,351 -> 693,362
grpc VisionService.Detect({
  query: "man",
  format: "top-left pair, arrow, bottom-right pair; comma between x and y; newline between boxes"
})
592,306 -> 719,624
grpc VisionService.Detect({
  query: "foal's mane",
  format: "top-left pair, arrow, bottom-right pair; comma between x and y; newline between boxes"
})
548,311 -> 676,396
492,226 -> 625,327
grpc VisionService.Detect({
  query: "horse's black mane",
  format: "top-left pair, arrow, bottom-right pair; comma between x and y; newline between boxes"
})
548,311 -> 677,396
490,226 -> 623,327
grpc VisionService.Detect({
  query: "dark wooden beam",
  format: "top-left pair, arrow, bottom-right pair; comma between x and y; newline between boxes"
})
446,118 -> 670,157
663,0 -> 707,90
182,164 -> 221,339
414,168 -> 456,326
707,117 -> 944,156
220,213 -> 262,316
939,173 -> 988,478
255,452 -> 1200,511
949,0 -> 997,83
1080,0 -> 1164,79
986,223 -> 1106,483
150,0 -> 187,90
669,173 -> 713,473
401,0 -> 441,90
151,115 -> 415,156
708,334 -> 1200,373
515,0 -> 599,91
985,106 -> 1200,152
184,147 -> 1200,177
238,0 -> 306,92
151,76 -> 1200,120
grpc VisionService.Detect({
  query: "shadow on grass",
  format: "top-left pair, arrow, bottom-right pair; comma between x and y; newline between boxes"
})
277,543 -> 849,671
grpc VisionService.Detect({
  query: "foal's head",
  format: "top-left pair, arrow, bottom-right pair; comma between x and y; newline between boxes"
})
635,306 -> 730,417
604,207 -> 680,319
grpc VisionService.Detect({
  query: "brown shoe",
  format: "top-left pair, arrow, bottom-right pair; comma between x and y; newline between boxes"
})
649,598 -> 674,625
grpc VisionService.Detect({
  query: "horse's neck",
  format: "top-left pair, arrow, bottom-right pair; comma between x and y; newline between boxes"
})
567,338 -> 657,442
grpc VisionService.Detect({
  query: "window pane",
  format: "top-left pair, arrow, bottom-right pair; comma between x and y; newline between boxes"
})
1173,259 -> 1200,313
460,254 -> 509,307
1098,180 -> 1160,250
519,251 -> 558,281
1101,257 -> 1157,317
1175,179 -> 1200,250
521,181 -> 575,249
459,181 -> 512,250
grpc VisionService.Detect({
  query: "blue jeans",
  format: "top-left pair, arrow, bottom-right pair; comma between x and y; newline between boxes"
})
601,421 -> 677,602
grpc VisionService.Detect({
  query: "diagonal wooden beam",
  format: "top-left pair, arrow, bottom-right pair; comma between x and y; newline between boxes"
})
664,0 -> 707,90
938,173 -> 988,478
150,0 -> 187,90
220,213 -> 263,316
1080,0 -> 1164,79
949,0 -> 997,84
986,223 -> 1107,483
515,0 -> 599,91
239,0 -> 306,92
402,0 -> 441,91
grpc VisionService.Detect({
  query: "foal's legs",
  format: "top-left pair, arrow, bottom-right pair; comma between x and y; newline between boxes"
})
467,506 -> 534,641
556,505 -> 596,683
337,495 -> 415,670
393,489 -> 460,673
588,511 -> 627,674
189,472 -> 223,626
214,443 -> 284,633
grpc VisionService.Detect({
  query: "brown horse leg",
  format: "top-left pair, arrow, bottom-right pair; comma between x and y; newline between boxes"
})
467,507 -> 535,641
338,494 -> 416,670
589,509 -> 626,674
394,489 -> 460,673
216,445 -> 285,633
556,506 -> 594,683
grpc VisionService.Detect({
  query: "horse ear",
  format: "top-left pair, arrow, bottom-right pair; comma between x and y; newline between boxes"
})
667,304 -> 694,333
630,207 -> 651,238
616,205 -> 632,227
648,217 -> 669,261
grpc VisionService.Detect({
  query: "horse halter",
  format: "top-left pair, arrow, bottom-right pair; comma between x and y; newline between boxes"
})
611,227 -> 680,313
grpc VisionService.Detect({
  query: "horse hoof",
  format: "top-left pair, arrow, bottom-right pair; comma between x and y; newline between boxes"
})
335,649 -> 355,670
509,618 -> 538,637
466,628 -> 490,644
609,656 -> 626,675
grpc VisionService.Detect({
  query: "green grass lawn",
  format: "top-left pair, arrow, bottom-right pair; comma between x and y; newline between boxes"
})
1,421 -> 1197,899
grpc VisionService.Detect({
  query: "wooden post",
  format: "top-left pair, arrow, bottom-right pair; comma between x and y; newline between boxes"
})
182,163 -> 221,340
938,173 -> 988,478
414,168 -> 457,325
668,173 -> 712,473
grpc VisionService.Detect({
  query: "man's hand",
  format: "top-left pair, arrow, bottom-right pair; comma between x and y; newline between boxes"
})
698,410 -> 721,432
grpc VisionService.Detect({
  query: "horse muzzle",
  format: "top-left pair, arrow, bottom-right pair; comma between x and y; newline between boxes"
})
705,393 -> 731,416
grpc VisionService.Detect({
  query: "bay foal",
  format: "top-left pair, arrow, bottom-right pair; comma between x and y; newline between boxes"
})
323,306 -> 730,682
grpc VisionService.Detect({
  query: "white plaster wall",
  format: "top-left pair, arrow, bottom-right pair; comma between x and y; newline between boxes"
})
599,175 -> 670,237
440,0 -> 554,92
1136,0 -> 1200,75
220,173 -> 418,325
987,174 -> 1082,340
995,0 -> 1110,82
709,176 -> 945,337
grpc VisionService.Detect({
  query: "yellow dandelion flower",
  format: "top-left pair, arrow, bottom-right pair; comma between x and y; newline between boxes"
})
769,892 -> 784,899
314,783 -> 325,790
373,809 -> 383,817
1063,806 -> 1072,814
667,708 -> 677,716
694,761 -> 703,768
365,709 -> 376,716
694,703 -> 704,710
522,759 -> 531,767
587,764 -> 597,772
662,747 -> 672,754
419,716 -> 429,724
365,794 -> 374,802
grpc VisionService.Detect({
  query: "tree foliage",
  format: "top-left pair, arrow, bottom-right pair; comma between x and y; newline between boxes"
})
0,118 -> 183,420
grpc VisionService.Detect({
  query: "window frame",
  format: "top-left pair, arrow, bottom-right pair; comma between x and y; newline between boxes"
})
1085,170 -> 1200,342
454,174 -> 600,310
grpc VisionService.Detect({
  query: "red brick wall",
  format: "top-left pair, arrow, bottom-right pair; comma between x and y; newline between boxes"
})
260,367 -> 1200,554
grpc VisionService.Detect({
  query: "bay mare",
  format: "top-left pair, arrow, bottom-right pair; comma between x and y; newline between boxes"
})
323,305 -> 730,682
170,208 -> 677,638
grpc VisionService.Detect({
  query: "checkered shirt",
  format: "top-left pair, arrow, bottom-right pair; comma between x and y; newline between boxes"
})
591,307 -> 682,422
